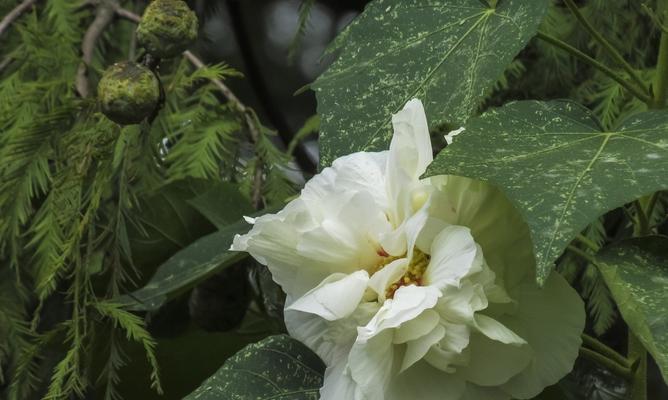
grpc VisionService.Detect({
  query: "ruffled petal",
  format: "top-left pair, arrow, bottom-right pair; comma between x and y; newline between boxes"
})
424,321 -> 470,373
287,270 -> 370,321
368,258 -> 409,302
473,314 -> 526,346
429,177 -> 534,291
387,361 -> 466,400
358,285 -> 441,343
393,309 -> 440,344
400,324 -> 446,372
460,384 -> 509,400
348,330 -> 395,400
457,332 -> 532,387
500,273 -> 585,399
423,225 -> 481,288
304,151 -> 389,212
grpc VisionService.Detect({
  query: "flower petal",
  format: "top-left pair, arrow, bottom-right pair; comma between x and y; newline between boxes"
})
500,273 -> 585,399
358,285 -> 441,343
305,150 -> 389,212
400,324 -> 446,372
424,322 -> 470,373
348,330 -> 395,400
457,332 -> 532,387
368,258 -> 408,301
387,362 -> 466,400
473,314 -> 526,346
386,99 -> 433,225
423,225 -> 481,288
393,309 -> 440,344
429,177 -> 534,291
388,98 -> 432,181
287,270 -> 370,321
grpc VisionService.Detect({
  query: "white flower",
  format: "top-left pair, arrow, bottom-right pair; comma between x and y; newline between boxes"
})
231,99 -> 585,400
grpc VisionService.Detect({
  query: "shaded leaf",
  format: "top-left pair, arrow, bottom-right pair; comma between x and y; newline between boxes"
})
425,100 -> 668,283
595,236 -> 668,385
184,335 -> 324,400
186,182 -> 253,230
118,219 -> 248,311
313,0 -> 549,166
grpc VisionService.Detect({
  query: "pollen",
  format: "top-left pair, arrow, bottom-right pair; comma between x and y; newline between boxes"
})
386,249 -> 430,298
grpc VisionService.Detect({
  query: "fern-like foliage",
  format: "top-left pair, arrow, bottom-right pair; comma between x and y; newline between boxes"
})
0,2 -> 297,399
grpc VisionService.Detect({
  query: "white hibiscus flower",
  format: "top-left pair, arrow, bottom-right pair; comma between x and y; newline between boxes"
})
231,99 -> 585,400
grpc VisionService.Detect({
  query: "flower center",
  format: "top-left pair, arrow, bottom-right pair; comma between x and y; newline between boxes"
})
386,249 -> 430,299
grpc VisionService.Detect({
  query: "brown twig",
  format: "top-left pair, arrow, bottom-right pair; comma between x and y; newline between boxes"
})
0,0 -> 38,39
115,7 -> 266,209
0,56 -> 13,74
76,0 -> 118,97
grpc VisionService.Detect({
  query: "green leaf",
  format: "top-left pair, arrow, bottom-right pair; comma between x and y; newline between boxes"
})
119,205 -> 279,311
313,0 -> 549,167
186,182 -> 253,230
595,236 -> 668,385
118,219 -> 248,311
184,335 -> 324,400
425,100 -> 668,283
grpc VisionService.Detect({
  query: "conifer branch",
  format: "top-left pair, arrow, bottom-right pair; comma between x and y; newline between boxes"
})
115,7 -> 267,209
76,0 -> 118,97
0,0 -> 38,39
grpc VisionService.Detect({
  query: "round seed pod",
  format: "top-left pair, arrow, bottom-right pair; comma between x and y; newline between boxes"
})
97,61 -> 160,125
136,0 -> 198,59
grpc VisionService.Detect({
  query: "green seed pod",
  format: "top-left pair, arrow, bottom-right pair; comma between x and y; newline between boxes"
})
97,61 -> 160,125
136,0 -> 198,58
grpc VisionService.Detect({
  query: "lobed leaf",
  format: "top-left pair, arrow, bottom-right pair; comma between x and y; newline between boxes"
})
595,236 -> 668,385
426,100 -> 668,283
313,0 -> 549,167
183,335 -> 324,400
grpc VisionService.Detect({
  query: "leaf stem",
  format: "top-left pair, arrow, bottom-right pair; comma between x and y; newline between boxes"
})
579,347 -> 634,380
628,333 -> 647,400
567,244 -> 597,265
576,233 -> 600,252
563,0 -> 650,98
582,333 -> 631,368
535,31 -> 652,104
652,0 -> 668,108
634,200 -> 651,236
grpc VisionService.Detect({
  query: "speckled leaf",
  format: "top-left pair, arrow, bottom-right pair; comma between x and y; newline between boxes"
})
425,100 -> 668,283
596,236 -> 668,385
184,335 -> 324,400
313,0 -> 549,167
118,219 -> 248,311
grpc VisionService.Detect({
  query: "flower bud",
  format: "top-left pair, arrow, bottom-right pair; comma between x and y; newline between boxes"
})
97,61 -> 160,125
136,0 -> 198,58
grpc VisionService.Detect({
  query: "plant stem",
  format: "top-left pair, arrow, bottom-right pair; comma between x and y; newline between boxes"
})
536,31 -> 652,104
576,233 -> 600,252
567,244 -> 597,265
634,200 -> 651,236
579,347 -> 634,380
653,0 -> 668,108
628,333 -> 647,400
0,0 -> 38,39
563,0 -> 650,98
582,333 -> 631,368
76,0 -> 118,97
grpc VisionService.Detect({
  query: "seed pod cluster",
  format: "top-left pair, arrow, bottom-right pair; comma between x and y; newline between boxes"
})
97,0 -> 198,125
136,0 -> 198,59
97,61 -> 160,125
